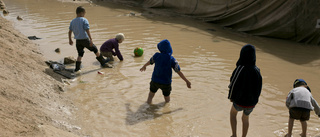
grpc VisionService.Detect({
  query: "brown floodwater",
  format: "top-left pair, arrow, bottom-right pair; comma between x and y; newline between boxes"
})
2,0 -> 320,136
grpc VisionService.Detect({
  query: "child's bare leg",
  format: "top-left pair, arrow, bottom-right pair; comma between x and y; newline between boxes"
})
230,105 -> 238,137
242,114 -> 249,137
286,118 -> 294,137
147,92 -> 155,104
300,120 -> 307,137
164,96 -> 170,103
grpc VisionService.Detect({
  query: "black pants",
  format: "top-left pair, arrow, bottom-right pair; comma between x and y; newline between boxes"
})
76,39 -> 98,57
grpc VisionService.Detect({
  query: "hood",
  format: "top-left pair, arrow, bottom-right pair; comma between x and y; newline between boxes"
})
157,39 -> 173,56
236,44 -> 256,66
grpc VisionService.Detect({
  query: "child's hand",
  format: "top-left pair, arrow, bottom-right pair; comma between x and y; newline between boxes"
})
186,81 -> 191,88
69,40 -> 73,45
140,66 -> 146,72
140,61 -> 150,72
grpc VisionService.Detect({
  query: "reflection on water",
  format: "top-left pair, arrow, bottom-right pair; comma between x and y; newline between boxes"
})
2,0 -> 320,136
125,102 -> 182,125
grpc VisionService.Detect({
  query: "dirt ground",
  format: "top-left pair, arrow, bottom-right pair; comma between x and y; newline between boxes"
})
0,1 -> 82,136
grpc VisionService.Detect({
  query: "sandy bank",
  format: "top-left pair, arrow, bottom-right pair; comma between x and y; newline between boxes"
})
0,1 -> 82,136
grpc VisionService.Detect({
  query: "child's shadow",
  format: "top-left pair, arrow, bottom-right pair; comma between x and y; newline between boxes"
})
125,102 -> 183,125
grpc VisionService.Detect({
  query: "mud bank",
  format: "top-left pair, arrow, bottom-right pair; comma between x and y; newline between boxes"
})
0,1 -> 81,136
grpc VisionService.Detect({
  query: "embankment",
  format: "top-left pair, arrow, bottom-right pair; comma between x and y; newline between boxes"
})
0,1 -> 81,136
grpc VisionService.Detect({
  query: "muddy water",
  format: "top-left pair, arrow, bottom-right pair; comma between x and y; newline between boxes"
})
2,0 -> 320,136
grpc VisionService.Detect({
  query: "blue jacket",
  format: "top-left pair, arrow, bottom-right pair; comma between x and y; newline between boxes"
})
150,39 -> 180,84
228,44 -> 262,106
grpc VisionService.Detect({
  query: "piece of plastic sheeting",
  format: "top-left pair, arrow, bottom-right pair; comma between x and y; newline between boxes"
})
109,0 -> 320,45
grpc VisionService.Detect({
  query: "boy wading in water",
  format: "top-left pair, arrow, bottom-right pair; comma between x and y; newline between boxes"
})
68,6 -> 109,72
285,79 -> 320,137
228,44 -> 262,137
140,39 -> 191,104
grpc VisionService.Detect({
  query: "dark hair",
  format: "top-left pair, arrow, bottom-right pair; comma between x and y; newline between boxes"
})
76,6 -> 85,14
293,81 -> 307,88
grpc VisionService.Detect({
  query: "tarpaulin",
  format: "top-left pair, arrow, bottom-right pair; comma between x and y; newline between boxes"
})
103,0 -> 320,45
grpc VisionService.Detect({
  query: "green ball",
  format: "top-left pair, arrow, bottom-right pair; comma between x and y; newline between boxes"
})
134,47 -> 144,56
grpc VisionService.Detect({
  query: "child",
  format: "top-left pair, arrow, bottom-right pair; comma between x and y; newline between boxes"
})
100,33 -> 125,61
285,79 -> 320,137
140,39 -> 191,104
68,6 -> 108,72
228,44 -> 262,137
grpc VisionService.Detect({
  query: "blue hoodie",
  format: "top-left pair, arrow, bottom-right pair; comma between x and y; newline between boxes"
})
228,44 -> 262,106
150,39 -> 180,84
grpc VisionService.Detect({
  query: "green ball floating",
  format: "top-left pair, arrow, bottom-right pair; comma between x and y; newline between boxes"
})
134,47 -> 143,57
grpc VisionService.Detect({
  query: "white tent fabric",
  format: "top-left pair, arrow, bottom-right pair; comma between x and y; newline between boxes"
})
106,0 -> 320,45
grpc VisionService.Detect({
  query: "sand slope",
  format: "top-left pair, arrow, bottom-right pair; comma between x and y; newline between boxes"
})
0,5 -> 81,137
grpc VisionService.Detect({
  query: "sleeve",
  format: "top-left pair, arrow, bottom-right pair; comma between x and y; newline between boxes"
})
286,91 -> 293,109
228,67 -> 238,89
228,67 -> 239,99
83,19 -> 90,30
311,96 -> 320,116
228,66 -> 247,100
254,67 -> 263,99
114,43 -> 123,60
171,58 -> 180,72
69,21 -> 73,31
149,54 -> 157,65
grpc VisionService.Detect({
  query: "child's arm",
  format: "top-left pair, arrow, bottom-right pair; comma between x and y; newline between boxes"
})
177,71 -> 191,88
311,97 -> 320,117
85,29 -> 93,47
68,30 -> 73,45
114,44 -> 123,61
286,91 -> 293,109
140,60 -> 150,72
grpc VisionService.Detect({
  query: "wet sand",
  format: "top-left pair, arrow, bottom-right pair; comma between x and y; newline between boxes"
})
2,0 -> 320,136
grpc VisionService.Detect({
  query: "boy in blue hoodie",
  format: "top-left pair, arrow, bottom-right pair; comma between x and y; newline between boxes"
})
228,44 -> 262,137
140,39 -> 191,104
